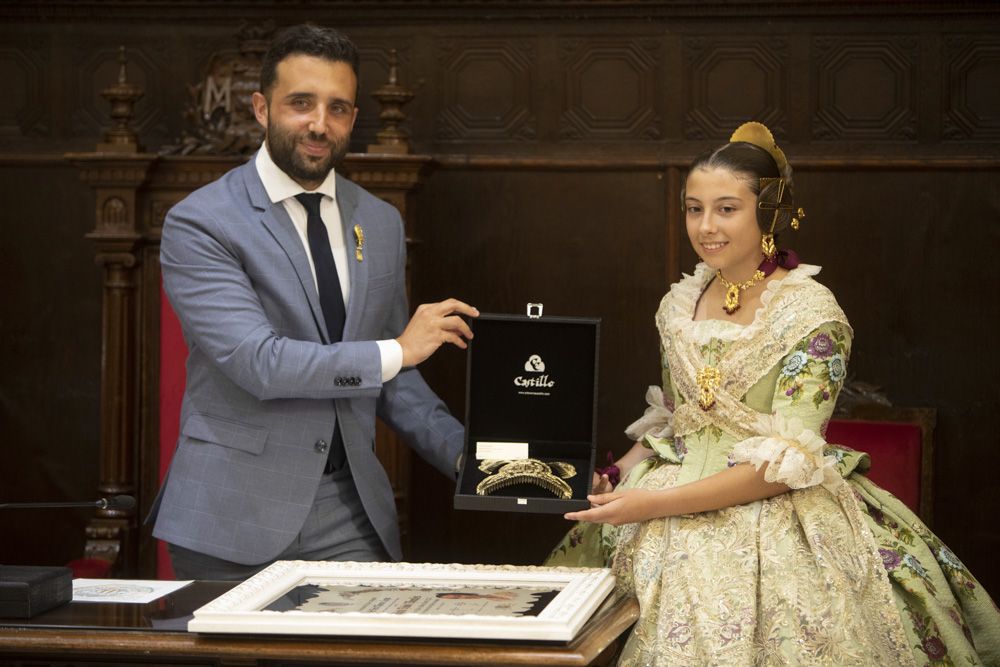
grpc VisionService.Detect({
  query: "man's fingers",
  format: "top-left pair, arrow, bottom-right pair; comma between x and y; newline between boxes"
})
437,299 -> 479,318
441,315 -> 474,340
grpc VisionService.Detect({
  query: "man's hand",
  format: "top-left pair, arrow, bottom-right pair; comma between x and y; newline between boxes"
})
397,299 -> 479,367
563,488 -> 664,526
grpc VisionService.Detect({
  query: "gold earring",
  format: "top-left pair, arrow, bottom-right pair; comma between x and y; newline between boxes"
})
761,233 -> 777,260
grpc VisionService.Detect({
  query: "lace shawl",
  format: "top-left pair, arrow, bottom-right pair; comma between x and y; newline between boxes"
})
659,263 -> 851,442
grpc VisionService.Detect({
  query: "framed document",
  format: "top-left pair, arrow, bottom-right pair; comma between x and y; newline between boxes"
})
188,560 -> 615,642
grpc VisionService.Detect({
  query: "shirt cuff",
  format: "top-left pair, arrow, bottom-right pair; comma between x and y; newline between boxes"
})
376,339 -> 403,383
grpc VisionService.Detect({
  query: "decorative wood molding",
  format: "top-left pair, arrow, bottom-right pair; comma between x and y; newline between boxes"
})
3,1 -> 997,22
436,38 -> 536,142
812,36 -> 918,141
0,39 -> 49,138
684,37 -> 787,140
558,37 -> 660,140
943,36 -> 1000,141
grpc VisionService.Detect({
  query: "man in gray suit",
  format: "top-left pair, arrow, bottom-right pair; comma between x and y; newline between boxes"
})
151,24 -> 478,580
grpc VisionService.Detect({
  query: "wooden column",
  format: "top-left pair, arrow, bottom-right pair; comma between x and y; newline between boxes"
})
68,154 -> 158,575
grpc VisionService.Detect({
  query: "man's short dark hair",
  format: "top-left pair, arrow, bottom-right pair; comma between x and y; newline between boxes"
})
260,24 -> 360,97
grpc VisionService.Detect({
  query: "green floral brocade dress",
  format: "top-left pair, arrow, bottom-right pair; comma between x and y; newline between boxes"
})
548,264 -> 1000,666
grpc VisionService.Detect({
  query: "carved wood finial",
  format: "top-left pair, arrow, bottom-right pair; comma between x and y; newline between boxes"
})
368,49 -> 415,155
98,46 -> 144,153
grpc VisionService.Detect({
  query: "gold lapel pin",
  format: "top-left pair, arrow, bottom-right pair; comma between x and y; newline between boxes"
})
353,224 -> 365,262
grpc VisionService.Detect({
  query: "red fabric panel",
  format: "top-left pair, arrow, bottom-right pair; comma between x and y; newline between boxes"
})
825,419 -> 922,514
158,282 -> 188,580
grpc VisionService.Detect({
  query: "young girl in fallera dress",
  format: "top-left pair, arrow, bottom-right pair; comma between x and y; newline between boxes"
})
548,122 -> 1000,666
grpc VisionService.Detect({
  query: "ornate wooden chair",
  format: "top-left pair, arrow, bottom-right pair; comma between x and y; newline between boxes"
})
826,404 -> 935,525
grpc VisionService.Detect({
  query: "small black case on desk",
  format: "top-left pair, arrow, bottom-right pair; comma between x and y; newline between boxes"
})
0,565 -> 73,618
455,311 -> 600,514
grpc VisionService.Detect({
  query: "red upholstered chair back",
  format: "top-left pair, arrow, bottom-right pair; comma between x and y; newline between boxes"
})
157,285 -> 187,579
825,406 -> 935,524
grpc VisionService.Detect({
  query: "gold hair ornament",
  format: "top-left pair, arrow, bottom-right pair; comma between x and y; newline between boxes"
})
353,224 -> 365,262
730,122 -> 806,248
730,121 -> 787,174
476,458 -> 576,499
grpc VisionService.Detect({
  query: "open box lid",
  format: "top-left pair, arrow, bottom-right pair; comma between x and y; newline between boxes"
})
455,307 -> 600,514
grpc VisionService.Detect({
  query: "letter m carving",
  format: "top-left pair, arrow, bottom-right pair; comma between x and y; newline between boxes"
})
203,75 -> 232,116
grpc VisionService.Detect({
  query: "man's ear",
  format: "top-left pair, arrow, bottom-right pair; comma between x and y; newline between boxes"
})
251,92 -> 269,130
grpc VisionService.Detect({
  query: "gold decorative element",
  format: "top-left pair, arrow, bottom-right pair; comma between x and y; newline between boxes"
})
695,366 -> 722,411
791,207 -> 806,230
353,224 -> 365,262
761,233 -> 777,261
476,458 -> 576,499
730,121 -> 787,174
717,269 -> 765,315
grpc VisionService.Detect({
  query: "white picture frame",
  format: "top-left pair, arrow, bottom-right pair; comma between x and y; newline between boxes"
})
188,560 -> 615,642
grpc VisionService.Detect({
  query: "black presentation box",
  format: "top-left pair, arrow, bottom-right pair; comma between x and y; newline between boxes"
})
455,311 -> 600,514
0,565 -> 73,618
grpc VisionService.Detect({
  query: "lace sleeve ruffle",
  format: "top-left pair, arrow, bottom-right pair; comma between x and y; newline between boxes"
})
731,414 -> 841,491
624,385 -> 675,442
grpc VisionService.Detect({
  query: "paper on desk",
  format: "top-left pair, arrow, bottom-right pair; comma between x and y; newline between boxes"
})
72,578 -> 193,603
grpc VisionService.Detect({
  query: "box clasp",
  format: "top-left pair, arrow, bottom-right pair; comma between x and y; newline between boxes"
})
526,303 -> 544,319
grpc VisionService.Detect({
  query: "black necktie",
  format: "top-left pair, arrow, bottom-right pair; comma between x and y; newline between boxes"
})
296,192 -> 347,472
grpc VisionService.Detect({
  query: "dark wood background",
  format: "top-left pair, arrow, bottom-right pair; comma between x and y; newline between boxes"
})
2,1 -> 998,598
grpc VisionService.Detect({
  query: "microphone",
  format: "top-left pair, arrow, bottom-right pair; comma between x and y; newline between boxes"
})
0,495 -> 136,511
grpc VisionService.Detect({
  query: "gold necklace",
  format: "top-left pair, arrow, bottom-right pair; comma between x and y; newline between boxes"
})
716,269 -> 765,314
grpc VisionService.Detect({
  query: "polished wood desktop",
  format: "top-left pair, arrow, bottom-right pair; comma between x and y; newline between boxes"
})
0,581 -> 638,666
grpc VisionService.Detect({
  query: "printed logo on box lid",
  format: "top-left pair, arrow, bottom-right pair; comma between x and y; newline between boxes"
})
516,354 -> 554,394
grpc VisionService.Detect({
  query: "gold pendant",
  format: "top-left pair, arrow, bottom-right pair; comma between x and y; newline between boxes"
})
723,284 -> 742,314
353,224 -> 365,262
696,366 -> 721,411
717,269 -> 765,315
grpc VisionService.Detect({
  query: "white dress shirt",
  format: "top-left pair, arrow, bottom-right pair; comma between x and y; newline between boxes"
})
255,143 -> 403,383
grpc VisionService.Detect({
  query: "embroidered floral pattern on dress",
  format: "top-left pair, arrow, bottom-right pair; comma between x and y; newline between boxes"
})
776,323 -> 851,408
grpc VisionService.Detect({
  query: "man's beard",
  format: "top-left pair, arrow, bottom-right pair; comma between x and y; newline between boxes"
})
267,118 -> 350,185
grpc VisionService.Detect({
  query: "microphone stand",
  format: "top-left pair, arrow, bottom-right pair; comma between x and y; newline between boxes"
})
0,496 -> 136,511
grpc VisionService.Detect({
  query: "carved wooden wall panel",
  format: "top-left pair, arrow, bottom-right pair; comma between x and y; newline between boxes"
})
0,38 -> 49,139
684,37 -> 787,140
435,38 -> 536,142
943,36 -> 1000,141
558,37 -> 660,140
812,36 -> 918,141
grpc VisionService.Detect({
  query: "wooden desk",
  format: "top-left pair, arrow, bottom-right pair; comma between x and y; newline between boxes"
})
0,581 -> 639,666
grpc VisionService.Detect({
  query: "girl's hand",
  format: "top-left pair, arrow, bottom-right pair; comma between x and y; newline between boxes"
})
564,488 -> 663,526
591,471 -> 614,496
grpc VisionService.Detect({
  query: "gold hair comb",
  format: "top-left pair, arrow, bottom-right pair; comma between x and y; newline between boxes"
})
476,458 -> 577,500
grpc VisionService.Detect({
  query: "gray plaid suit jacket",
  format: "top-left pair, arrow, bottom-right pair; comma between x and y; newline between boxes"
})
150,157 -> 463,564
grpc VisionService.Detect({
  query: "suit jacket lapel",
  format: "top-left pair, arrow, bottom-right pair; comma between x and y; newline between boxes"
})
243,162 -> 330,342
337,174 -> 368,342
